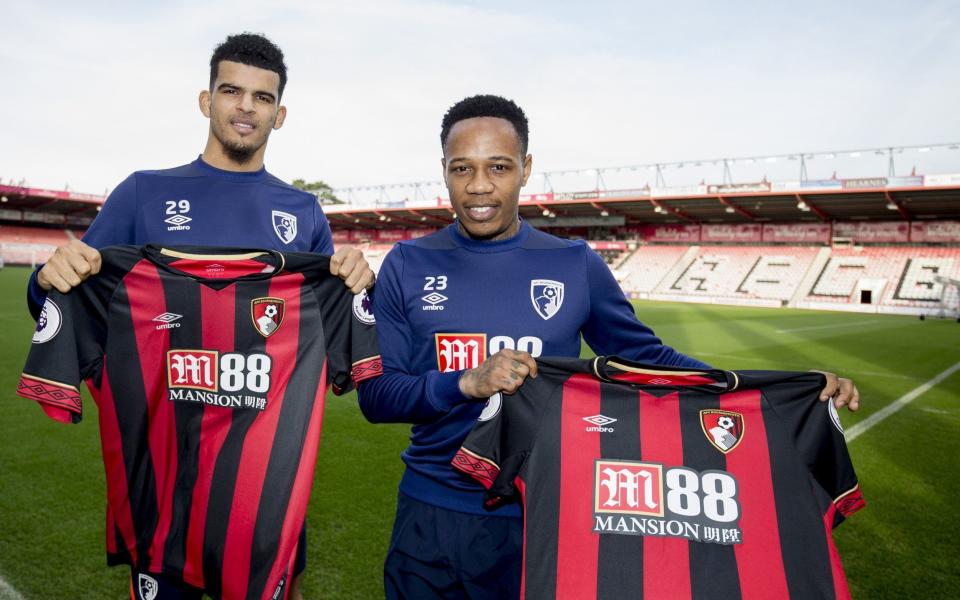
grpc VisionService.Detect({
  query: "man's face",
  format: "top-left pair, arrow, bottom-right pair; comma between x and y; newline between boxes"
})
442,117 -> 532,241
200,60 -> 286,164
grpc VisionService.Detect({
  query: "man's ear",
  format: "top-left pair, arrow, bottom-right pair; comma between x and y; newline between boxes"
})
199,89 -> 212,118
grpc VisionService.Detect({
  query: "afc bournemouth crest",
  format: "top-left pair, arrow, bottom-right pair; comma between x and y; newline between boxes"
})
531,279 -> 564,320
700,409 -> 744,454
271,210 -> 298,245
138,573 -> 159,600
252,297 -> 285,338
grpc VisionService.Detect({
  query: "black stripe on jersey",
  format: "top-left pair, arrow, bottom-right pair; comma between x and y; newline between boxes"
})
110,281 -> 161,567
160,271 -> 205,577
245,283 -> 325,599
762,396 -> 837,598
597,384 -> 644,600
522,382 -> 563,599
202,279 -> 272,599
679,391 -> 742,600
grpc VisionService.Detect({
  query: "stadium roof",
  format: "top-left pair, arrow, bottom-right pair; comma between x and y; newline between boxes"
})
322,183 -> 960,230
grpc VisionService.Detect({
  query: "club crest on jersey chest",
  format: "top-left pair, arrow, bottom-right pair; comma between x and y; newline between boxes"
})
531,279 -> 564,320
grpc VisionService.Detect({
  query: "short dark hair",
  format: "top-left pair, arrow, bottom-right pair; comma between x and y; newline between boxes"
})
210,33 -> 288,98
440,94 -> 529,155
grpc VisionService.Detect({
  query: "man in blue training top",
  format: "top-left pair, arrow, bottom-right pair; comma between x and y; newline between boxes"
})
27,32 -> 372,319
357,94 -> 860,600
25,33 -> 373,600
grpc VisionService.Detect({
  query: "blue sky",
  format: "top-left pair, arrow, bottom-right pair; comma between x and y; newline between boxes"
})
1,0 -> 958,194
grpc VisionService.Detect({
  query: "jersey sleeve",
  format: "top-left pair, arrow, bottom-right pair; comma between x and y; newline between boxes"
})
356,246 -> 475,424
580,248 -> 710,369
27,173 -> 140,320
17,282 -> 110,424
758,372 -> 865,525
311,202 -> 335,254
452,371 -> 558,508
314,276 -> 382,396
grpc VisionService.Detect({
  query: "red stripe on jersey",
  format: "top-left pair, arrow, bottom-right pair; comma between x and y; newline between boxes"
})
607,371 -> 717,386
221,273 -> 304,600
168,257 -> 271,279
125,260 -> 178,572
96,366 -> 139,563
639,391 -> 691,599
182,284 -> 237,588
263,361 -> 329,595
823,503 -> 852,600
721,389 -> 790,598
516,477 -> 528,600
556,374 -> 601,600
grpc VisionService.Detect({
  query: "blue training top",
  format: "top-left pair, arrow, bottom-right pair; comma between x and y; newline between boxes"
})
27,156 -> 334,318
357,220 -> 710,517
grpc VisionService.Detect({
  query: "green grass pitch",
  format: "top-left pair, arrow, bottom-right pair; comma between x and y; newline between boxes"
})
1,264 -> 958,599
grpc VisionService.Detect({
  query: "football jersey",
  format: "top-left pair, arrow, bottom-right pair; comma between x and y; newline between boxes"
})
17,245 -> 382,600
453,356 -> 865,600
359,220 -> 709,516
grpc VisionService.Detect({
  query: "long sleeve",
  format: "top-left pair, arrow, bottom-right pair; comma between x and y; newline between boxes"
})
27,174 -> 140,320
357,246 -> 474,424
580,248 -> 710,369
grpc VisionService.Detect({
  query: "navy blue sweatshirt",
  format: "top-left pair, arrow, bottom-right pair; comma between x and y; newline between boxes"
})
357,221 -> 709,516
27,156 -> 333,318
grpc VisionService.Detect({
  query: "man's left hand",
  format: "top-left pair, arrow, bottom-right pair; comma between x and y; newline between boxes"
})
330,246 -> 375,294
811,371 -> 860,412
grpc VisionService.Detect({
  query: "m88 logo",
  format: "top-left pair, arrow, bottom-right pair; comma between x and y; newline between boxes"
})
167,350 -> 273,397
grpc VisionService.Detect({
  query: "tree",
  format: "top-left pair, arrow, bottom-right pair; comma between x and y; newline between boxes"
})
291,179 -> 342,204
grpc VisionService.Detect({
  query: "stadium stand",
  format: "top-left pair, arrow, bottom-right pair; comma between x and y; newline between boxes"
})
0,225 -> 74,266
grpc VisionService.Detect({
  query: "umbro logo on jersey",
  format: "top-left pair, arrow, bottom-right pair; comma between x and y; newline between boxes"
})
583,414 -> 617,432
422,292 -> 448,311
164,214 -> 192,227
152,312 -> 183,330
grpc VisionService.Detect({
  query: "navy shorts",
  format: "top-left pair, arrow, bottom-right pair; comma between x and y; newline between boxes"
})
384,492 -> 522,600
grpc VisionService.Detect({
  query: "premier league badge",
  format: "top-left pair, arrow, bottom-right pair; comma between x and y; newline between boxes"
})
531,279 -> 564,320
700,409 -> 745,454
271,210 -> 298,245
252,297 -> 285,337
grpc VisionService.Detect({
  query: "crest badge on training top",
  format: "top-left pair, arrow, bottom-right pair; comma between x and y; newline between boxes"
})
251,297 -> 285,338
530,279 -> 564,320
700,409 -> 745,454
271,210 -> 298,244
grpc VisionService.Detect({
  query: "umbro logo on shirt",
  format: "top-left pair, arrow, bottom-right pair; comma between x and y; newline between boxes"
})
422,292 -> 448,310
583,414 -> 617,432
152,312 -> 183,330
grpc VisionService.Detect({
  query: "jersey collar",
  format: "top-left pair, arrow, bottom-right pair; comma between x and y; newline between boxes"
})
592,355 -> 738,392
446,219 -> 532,253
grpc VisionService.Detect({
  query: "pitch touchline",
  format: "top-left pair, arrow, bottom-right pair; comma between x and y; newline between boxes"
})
0,574 -> 25,600
776,320 -> 880,334
845,361 -> 960,442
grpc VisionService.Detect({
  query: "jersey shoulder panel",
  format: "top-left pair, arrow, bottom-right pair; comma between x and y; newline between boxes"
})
399,227 -> 457,251
522,226 -> 585,251
132,161 -> 203,179
260,172 -> 323,203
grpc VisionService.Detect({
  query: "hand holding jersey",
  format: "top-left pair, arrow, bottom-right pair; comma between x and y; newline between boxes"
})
459,349 -> 539,398
38,240 -> 374,297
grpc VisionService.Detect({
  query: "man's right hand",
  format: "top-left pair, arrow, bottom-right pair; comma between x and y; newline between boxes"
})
37,240 -> 102,293
458,349 -> 538,398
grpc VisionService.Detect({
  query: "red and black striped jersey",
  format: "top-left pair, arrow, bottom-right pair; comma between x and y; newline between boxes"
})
453,356 -> 864,600
17,245 -> 382,600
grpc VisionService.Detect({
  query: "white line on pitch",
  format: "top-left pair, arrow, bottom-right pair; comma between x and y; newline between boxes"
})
846,361 -> 960,442
0,574 -> 25,600
776,320 -> 880,334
